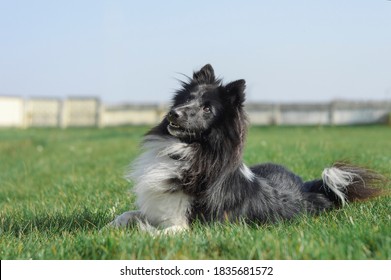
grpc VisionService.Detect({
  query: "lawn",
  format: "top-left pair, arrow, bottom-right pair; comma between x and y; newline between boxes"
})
0,125 -> 390,259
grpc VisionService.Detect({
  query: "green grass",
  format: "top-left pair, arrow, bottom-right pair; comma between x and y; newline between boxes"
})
0,126 -> 390,259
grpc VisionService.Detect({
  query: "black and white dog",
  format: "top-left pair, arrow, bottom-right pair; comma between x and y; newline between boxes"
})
110,64 -> 385,233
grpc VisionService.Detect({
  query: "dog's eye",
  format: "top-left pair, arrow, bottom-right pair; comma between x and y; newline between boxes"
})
203,106 -> 211,113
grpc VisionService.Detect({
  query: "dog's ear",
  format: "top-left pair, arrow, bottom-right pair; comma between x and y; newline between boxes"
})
225,79 -> 246,106
193,64 -> 215,84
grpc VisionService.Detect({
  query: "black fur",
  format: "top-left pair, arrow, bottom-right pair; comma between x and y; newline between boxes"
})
142,64 -> 387,226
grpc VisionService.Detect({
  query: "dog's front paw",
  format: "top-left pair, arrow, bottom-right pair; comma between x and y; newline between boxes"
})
162,225 -> 189,234
107,210 -> 142,228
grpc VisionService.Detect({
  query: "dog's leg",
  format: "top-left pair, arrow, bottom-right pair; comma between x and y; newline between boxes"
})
108,210 -> 144,228
107,211 -> 189,234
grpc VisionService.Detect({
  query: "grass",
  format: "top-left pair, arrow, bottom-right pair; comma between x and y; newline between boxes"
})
0,125 -> 390,259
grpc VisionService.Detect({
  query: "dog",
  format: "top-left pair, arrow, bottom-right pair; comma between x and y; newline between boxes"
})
109,64 -> 386,233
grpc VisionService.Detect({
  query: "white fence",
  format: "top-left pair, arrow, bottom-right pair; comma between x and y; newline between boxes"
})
0,97 -> 102,128
246,101 -> 391,125
0,96 -> 390,128
0,97 -> 25,127
103,104 -> 166,127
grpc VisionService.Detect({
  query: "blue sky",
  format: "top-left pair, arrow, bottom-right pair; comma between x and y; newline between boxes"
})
0,0 -> 390,104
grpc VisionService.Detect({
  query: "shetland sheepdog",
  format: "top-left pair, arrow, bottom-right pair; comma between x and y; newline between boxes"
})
109,64 -> 385,233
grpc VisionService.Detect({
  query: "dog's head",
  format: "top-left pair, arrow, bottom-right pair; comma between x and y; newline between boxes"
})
166,64 -> 246,141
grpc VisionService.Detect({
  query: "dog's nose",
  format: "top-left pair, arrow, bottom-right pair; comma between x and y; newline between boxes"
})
168,109 -> 180,120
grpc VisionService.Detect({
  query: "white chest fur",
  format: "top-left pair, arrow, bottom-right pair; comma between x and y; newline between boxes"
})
127,136 -> 193,229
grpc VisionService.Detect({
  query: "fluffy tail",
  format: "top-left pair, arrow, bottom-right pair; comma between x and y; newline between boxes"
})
303,162 -> 387,209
